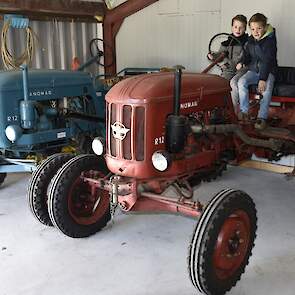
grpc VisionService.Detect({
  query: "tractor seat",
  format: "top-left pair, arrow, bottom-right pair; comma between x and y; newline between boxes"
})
273,84 -> 295,97
273,67 -> 295,97
249,66 -> 295,98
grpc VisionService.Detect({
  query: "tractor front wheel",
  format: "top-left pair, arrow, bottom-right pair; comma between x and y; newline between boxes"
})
48,154 -> 111,238
188,189 -> 257,295
27,153 -> 74,226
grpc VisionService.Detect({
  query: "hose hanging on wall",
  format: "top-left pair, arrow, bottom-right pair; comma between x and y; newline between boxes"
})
1,16 -> 35,69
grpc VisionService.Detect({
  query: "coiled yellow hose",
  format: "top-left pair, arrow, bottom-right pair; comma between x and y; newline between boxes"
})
1,20 -> 35,69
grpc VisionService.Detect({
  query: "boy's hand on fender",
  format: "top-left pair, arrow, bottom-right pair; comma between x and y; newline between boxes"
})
258,80 -> 266,93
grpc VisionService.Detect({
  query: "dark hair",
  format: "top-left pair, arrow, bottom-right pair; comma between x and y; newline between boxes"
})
231,14 -> 247,27
249,13 -> 267,27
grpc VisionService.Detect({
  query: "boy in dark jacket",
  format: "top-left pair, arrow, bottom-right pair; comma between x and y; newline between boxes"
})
233,13 -> 278,129
242,16 -> 277,81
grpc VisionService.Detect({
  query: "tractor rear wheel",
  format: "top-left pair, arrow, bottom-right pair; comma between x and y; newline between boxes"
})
0,173 -> 7,186
188,189 -> 257,295
27,153 -> 74,226
48,154 -> 111,238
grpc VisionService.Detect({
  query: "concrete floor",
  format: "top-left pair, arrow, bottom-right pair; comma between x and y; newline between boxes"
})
0,166 -> 295,295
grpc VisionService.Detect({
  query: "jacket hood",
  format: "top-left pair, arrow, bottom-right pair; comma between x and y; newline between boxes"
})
249,24 -> 276,43
261,24 -> 274,39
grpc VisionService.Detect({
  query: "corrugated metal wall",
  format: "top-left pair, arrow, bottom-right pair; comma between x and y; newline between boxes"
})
0,19 -> 103,75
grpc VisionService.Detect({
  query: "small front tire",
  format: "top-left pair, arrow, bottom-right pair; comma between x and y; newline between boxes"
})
48,154 -> 111,238
188,189 -> 257,295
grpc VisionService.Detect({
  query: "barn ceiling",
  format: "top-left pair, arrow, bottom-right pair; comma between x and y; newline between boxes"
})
0,0 -> 106,22
80,0 -> 128,9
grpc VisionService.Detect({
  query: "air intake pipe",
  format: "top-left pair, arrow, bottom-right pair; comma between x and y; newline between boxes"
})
19,65 -> 36,129
165,65 -> 188,154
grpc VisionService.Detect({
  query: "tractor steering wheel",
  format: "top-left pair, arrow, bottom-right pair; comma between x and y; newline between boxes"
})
208,32 -> 245,60
203,32 -> 245,74
89,38 -> 115,68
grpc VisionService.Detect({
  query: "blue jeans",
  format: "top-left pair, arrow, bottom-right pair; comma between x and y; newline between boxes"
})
236,70 -> 275,119
230,68 -> 248,114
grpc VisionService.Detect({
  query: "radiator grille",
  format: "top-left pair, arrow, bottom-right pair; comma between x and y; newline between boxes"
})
108,103 -> 145,161
122,105 -> 132,160
135,107 -> 145,161
110,103 -> 117,157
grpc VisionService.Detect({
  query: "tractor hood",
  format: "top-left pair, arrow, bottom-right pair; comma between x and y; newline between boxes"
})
106,72 -> 230,104
0,69 -> 93,92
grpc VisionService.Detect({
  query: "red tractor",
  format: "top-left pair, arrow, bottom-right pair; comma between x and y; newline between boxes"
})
29,64 -> 295,294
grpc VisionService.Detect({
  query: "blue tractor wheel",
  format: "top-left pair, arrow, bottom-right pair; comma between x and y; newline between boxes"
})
27,153 -> 74,226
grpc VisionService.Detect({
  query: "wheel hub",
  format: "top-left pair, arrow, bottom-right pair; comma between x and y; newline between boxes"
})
68,174 -> 109,225
228,232 -> 242,255
213,210 -> 251,280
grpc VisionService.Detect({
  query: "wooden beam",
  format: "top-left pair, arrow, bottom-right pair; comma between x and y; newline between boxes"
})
103,0 -> 159,75
0,0 -> 106,22
240,160 -> 294,174
104,0 -> 158,24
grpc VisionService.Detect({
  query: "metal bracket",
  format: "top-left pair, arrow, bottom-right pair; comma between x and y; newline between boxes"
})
4,14 -> 29,29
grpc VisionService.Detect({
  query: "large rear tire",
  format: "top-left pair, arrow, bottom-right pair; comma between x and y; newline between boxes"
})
27,153 -> 74,226
48,154 -> 111,238
188,189 -> 257,295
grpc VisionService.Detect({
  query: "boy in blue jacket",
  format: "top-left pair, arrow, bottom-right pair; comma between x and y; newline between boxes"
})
233,13 -> 278,129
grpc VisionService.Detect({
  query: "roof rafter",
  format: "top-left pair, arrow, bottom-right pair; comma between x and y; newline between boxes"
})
0,0 -> 106,22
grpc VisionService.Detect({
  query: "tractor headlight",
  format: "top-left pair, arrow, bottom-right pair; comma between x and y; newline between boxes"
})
92,137 -> 105,155
5,125 -> 23,143
152,151 -> 171,172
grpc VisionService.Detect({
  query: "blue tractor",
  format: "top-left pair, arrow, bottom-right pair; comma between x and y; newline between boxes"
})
0,16 -> 108,186
0,37 -> 119,187
0,34 -> 116,235
0,65 -> 107,182
0,36 -> 114,225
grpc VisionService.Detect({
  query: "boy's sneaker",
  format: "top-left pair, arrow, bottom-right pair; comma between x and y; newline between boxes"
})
237,112 -> 249,121
255,118 -> 267,130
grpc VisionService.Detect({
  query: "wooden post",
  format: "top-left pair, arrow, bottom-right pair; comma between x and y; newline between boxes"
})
103,0 -> 159,76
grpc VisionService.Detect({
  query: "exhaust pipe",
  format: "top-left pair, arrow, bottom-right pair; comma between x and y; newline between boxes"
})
166,65 -> 188,154
191,124 -> 283,152
173,65 -> 184,116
